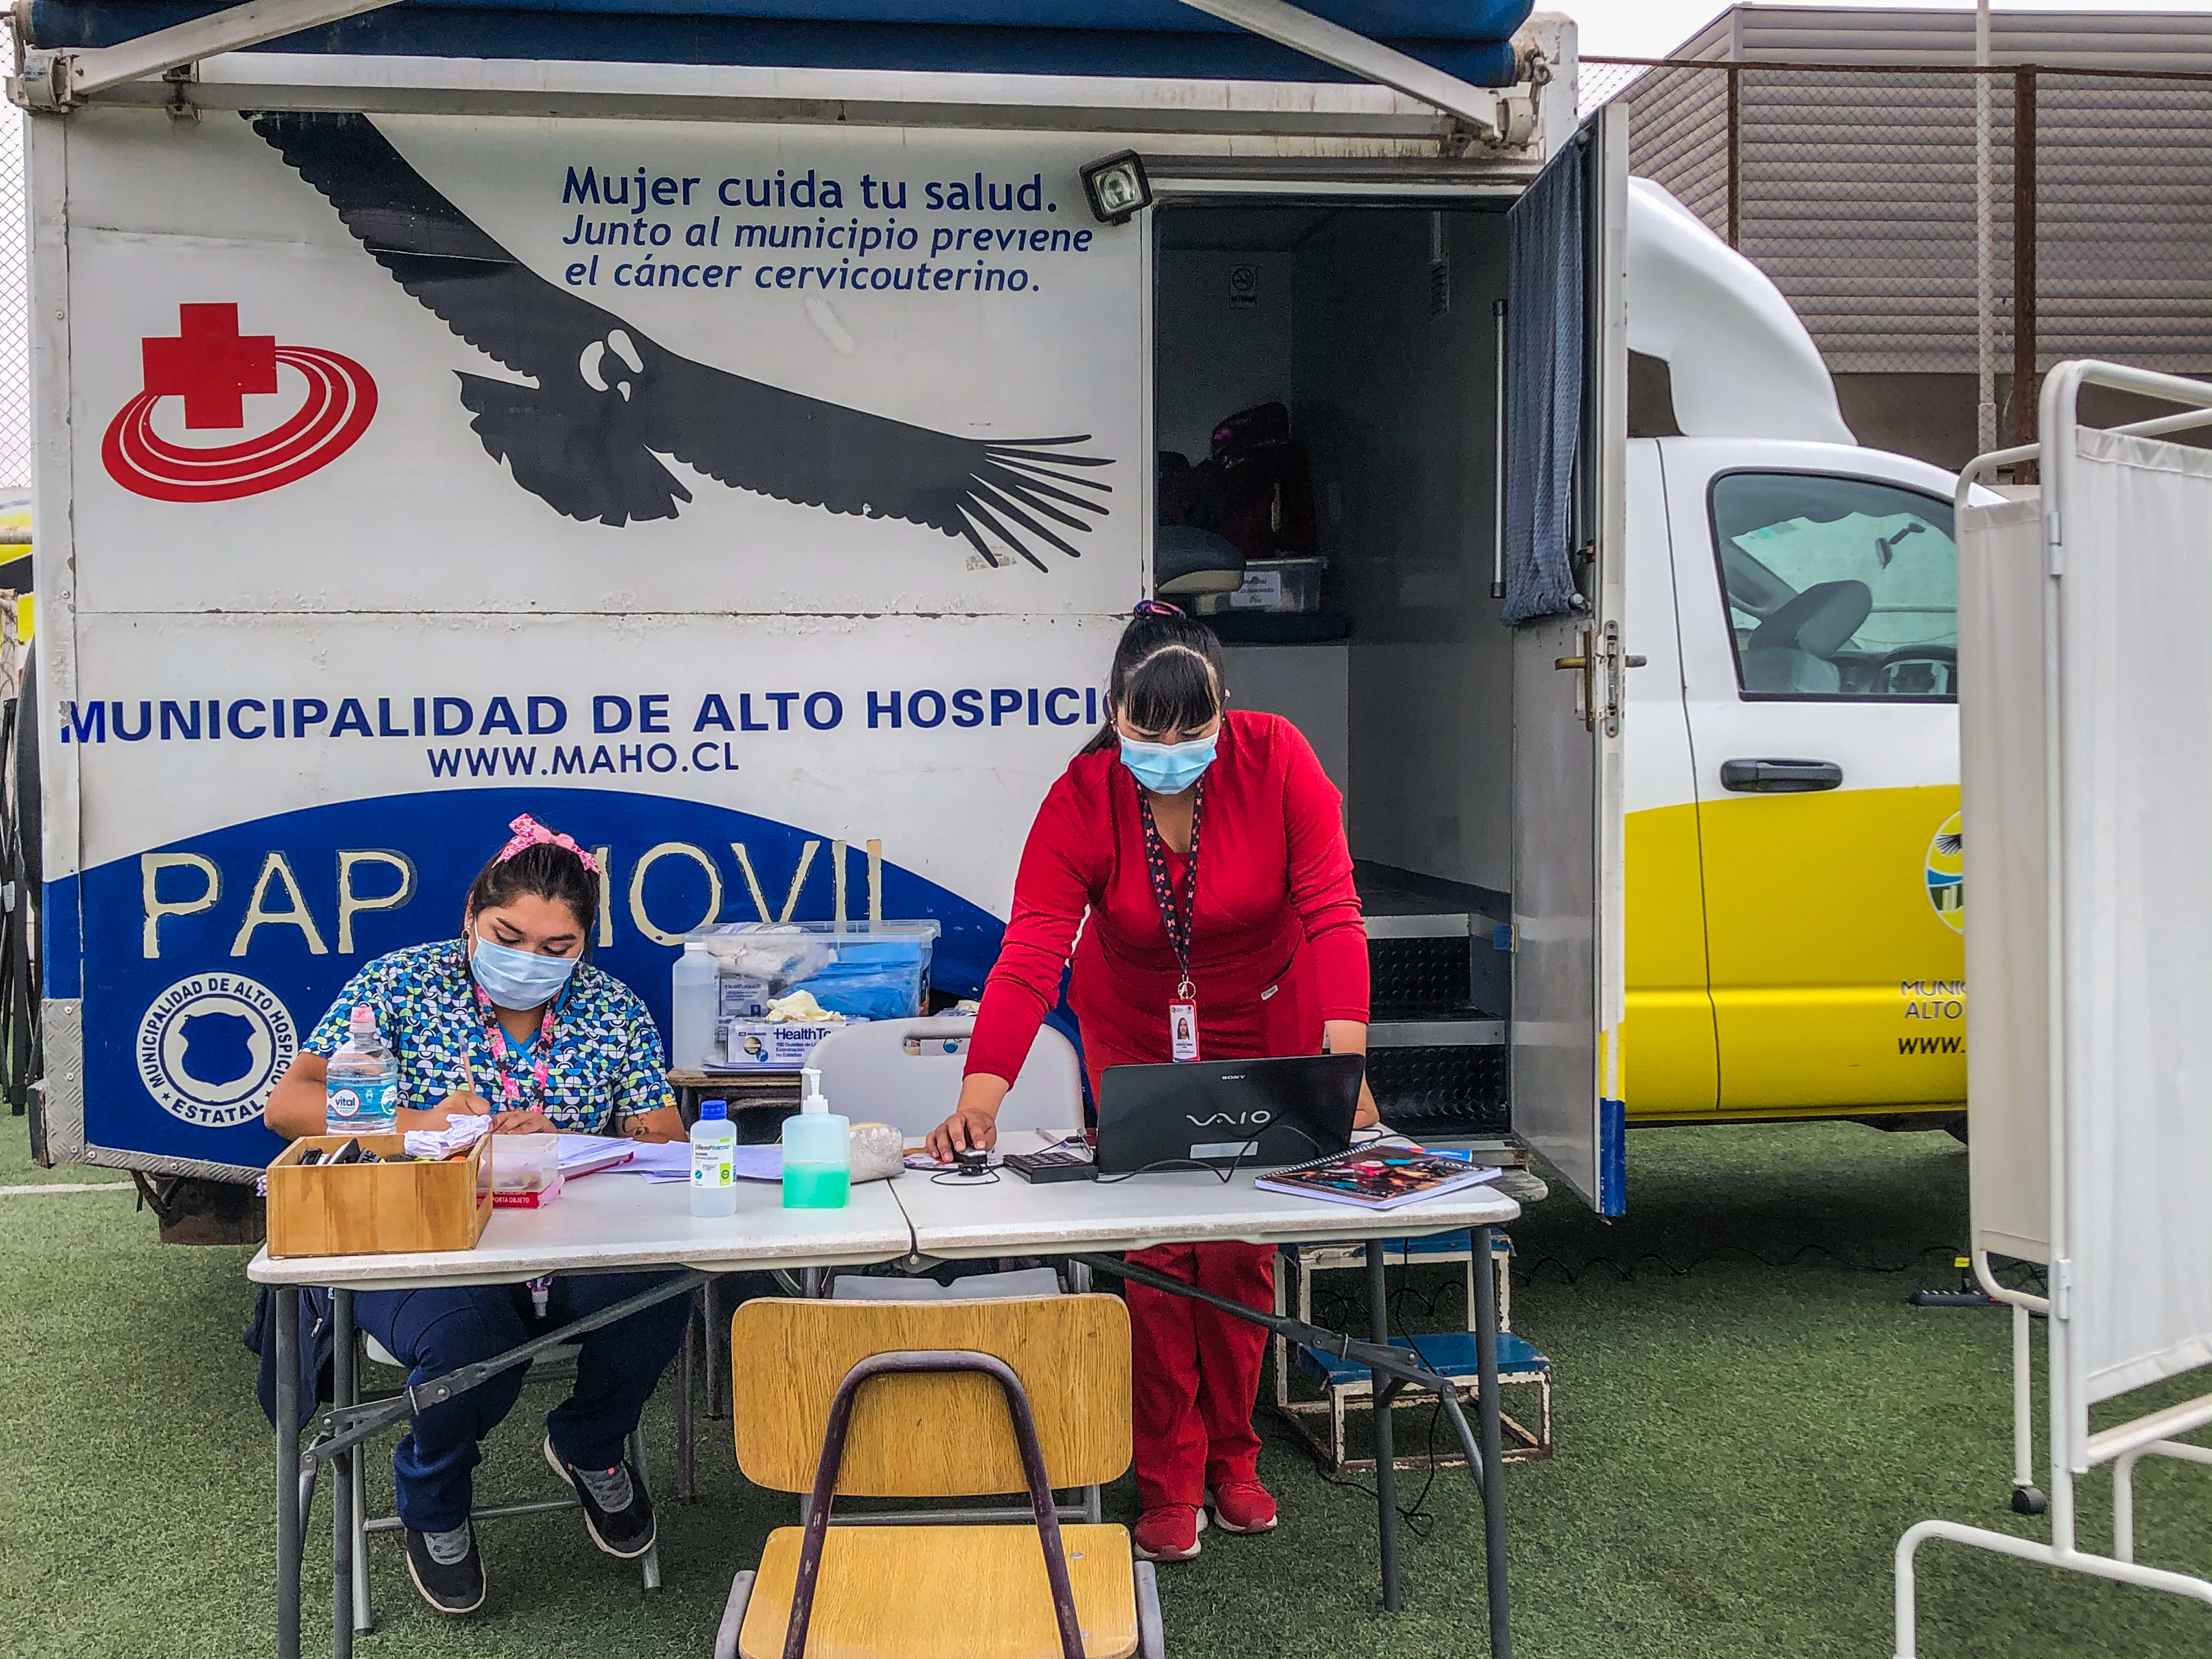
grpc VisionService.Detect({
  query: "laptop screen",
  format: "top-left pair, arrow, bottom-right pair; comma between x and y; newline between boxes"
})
1092,1053 -> 1365,1175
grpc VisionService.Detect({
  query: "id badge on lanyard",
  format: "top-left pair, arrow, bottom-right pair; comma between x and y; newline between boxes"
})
1141,783 -> 1205,1063
1169,991 -> 1200,1063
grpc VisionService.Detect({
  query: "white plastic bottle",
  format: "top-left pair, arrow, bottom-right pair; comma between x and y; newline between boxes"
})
326,1006 -> 398,1137
670,945 -> 720,1071
781,1068 -> 850,1209
689,1099 -> 737,1217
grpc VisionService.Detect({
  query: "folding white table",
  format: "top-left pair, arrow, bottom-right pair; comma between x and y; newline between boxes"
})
891,1162 -> 1522,1651
249,1163 -> 1522,1659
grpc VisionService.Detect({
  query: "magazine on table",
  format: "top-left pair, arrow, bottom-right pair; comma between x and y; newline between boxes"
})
1253,1145 -> 1502,1211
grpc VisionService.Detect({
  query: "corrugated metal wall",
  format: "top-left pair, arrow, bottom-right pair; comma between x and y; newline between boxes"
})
1617,7 -> 2212,377
1621,52 -> 1729,235
1734,71 -> 2018,376
2036,74 -> 2212,374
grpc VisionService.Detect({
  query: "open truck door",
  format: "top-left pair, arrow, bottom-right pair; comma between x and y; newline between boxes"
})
1507,108 -> 1628,1213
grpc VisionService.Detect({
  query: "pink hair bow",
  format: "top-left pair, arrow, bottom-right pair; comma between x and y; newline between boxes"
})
496,813 -> 600,874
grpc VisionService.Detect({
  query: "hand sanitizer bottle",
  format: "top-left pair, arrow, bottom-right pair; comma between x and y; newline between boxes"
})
689,1099 -> 738,1218
781,1068 -> 849,1209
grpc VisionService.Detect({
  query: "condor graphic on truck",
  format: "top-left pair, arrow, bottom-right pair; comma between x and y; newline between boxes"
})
1925,812 -> 1963,932
250,111 -> 1114,565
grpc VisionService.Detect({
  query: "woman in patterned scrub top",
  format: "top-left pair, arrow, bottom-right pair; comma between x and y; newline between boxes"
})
261,814 -> 690,1616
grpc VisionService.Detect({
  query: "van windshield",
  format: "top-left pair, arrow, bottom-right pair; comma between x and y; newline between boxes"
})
1709,472 -> 1958,699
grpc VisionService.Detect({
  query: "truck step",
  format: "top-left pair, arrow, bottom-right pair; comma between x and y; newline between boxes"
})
1370,1019 -> 1505,1048
1369,1045 -> 1509,1139
1368,932 -> 1508,1024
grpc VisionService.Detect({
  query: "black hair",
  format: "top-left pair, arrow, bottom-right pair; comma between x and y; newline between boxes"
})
464,837 -> 601,947
1081,607 -> 1227,754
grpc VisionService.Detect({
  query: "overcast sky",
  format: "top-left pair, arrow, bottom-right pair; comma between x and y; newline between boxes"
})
1573,0 -> 2212,58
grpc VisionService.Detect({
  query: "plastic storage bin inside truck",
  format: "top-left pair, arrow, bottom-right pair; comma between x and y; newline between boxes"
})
672,921 -> 943,1070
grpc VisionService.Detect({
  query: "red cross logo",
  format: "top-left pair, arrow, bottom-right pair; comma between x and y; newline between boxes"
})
102,303 -> 377,503
140,304 -> 279,430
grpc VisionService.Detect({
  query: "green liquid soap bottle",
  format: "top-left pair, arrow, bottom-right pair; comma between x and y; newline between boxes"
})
781,1065 -> 850,1209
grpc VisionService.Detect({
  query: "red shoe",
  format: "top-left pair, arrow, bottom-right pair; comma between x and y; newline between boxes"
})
1206,1481 -> 1278,1535
1132,1504 -> 1207,1562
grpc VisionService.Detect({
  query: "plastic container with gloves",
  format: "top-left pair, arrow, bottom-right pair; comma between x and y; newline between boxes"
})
675,920 -> 942,1068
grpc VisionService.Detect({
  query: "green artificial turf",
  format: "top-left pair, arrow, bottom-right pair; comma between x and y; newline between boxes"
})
1,1114 -> 2207,1658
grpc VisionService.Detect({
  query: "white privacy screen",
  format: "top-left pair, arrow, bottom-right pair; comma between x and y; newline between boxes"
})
2062,427 -> 2212,1414
1958,495 -> 2050,1266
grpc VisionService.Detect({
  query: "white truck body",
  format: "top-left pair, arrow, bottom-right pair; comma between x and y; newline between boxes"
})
25,12 -> 1967,1212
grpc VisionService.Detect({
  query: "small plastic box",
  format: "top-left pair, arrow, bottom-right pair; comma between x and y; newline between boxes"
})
490,1133 -> 563,1209
721,1020 -> 850,1069
1196,556 -> 1327,615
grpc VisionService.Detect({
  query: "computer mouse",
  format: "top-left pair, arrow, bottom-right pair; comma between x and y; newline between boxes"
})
955,1148 -> 990,1177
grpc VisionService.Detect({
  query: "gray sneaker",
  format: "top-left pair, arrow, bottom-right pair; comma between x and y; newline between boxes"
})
402,1522 -> 485,1615
543,1434 -> 656,1559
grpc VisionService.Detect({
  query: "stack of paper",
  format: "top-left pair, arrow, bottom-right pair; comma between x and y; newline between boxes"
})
592,1141 -> 783,1184
730,1146 -> 782,1183
402,1115 -> 492,1160
554,1135 -> 636,1177
607,1141 -> 698,1183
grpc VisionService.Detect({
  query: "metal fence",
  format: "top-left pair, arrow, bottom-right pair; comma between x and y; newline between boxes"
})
1583,56 -> 2212,465
0,102 -> 25,490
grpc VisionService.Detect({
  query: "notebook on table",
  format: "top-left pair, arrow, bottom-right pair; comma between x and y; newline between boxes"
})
1252,1145 -> 1502,1211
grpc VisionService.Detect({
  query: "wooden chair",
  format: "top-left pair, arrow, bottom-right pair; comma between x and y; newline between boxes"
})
714,1295 -> 1163,1659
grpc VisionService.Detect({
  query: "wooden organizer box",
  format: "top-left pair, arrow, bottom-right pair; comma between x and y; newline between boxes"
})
266,1133 -> 494,1258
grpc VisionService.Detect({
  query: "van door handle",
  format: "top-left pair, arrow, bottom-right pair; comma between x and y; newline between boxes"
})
1720,758 -> 1843,793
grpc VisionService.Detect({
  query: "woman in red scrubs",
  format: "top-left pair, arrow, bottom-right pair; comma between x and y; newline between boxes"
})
927,602 -> 1374,1563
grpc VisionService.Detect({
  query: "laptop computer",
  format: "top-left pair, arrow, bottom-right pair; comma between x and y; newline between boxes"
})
1092,1053 -> 1366,1176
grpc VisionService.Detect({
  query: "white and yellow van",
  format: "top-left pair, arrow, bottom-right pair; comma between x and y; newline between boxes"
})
1616,179 -> 1965,1125
1623,441 -> 1963,1121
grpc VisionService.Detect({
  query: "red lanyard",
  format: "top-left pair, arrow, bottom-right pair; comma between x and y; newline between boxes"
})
470,975 -> 558,1109
1138,778 -> 1205,1002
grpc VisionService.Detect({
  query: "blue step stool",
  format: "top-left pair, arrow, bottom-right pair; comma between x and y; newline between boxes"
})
1294,1330 -> 1551,1391
1271,1233 -> 1554,1472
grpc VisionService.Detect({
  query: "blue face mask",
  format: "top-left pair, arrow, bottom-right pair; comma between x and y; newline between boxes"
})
470,933 -> 579,1010
1120,732 -> 1218,795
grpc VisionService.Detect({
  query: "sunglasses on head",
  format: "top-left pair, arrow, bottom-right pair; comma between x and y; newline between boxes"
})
1132,599 -> 1185,618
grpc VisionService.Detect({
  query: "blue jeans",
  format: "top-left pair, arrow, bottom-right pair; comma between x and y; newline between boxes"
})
351,1272 -> 691,1534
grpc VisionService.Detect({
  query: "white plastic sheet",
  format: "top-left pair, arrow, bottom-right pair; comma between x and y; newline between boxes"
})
2061,427 -> 2212,1410
1958,494 -> 2051,1266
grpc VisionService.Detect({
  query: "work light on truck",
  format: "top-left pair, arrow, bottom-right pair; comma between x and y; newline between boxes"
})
1081,151 -> 1152,225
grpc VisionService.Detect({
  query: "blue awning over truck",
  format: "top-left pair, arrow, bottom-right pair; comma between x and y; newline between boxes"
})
26,0 -> 1535,84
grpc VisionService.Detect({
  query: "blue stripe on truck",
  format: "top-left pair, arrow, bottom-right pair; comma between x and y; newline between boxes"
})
43,873 -> 81,999
70,786 -> 1002,1173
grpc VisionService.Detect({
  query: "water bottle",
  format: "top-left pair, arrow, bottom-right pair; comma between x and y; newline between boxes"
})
670,946 -> 720,1071
781,1068 -> 849,1210
690,1099 -> 737,1218
325,1006 -> 398,1137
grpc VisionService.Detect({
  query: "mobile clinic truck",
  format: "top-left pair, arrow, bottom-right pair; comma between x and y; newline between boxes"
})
14,0 -> 1966,1223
